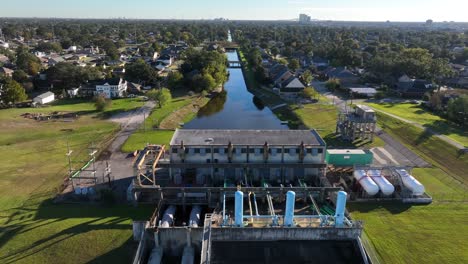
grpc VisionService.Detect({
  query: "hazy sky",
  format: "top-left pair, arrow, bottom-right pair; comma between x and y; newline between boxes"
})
1,0 -> 467,22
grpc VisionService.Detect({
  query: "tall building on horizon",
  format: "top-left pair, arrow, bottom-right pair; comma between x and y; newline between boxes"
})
299,13 -> 311,23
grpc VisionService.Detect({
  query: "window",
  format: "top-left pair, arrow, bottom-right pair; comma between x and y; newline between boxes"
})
213,148 -> 219,154
185,148 -> 190,154
249,148 -> 255,154
172,148 -> 178,154
214,159 -> 219,163
206,159 -> 211,163
194,148 -> 200,154
241,148 -> 247,154
306,148 -> 312,154
206,148 -> 211,153
318,148 -> 323,154
296,148 -> 301,154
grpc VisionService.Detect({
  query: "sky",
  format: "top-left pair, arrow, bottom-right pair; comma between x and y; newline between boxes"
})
1,0 -> 467,22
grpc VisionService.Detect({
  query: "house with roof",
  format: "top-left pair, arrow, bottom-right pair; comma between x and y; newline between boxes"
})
48,55 -> 65,66
95,78 -> 128,98
395,75 -> 433,97
127,82 -> 142,94
279,76 -> 305,97
0,67 -> 14,77
348,87 -> 378,98
156,54 -> 173,67
325,67 -> 360,86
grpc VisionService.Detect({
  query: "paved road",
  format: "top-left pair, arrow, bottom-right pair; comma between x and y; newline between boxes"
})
312,81 -> 431,168
94,101 -> 156,199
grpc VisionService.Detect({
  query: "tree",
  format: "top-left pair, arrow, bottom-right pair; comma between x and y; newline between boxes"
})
289,59 -> 300,72
46,62 -> 86,89
16,47 -> 41,75
125,59 -> 156,84
325,78 -> 341,92
447,95 -> 468,126
36,42 -> 62,53
94,94 -> 112,112
12,70 -> 29,83
301,70 -> 313,85
0,77 -> 28,104
302,87 -> 319,100
167,71 -> 184,89
147,88 -> 172,108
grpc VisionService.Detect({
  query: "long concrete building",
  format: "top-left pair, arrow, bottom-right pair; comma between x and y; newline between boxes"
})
130,130 -> 371,264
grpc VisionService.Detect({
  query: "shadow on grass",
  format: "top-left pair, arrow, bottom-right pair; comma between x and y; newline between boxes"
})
349,202 -> 424,215
87,237 -> 136,264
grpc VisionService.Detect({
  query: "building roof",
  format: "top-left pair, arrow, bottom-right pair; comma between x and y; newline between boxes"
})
349,87 -> 377,95
327,149 -> 367,155
170,129 -> 325,146
34,91 -> 55,99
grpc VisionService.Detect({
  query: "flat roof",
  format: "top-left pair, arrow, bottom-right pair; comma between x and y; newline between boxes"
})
170,129 -> 325,146
327,149 -> 366,154
355,104 -> 375,112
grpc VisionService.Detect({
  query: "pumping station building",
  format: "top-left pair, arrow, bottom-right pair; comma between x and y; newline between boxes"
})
129,129 -> 374,264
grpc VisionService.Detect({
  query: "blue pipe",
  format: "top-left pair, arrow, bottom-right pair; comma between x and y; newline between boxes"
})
284,191 -> 296,227
335,191 -> 347,227
235,191 -> 244,227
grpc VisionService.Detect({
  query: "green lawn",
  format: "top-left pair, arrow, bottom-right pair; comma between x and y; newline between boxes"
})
377,112 -> 468,185
367,102 -> 468,146
350,167 -> 468,264
121,130 -> 175,153
349,113 -> 468,264
0,98 -> 152,263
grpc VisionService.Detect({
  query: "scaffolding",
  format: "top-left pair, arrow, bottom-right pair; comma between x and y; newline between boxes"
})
66,142 -> 99,190
336,105 -> 376,142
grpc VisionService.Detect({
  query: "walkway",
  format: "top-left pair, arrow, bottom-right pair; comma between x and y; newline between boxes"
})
371,108 -> 465,150
312,81 -> 431,168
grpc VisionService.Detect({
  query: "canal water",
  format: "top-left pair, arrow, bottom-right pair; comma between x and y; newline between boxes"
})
184,50 -> 287,130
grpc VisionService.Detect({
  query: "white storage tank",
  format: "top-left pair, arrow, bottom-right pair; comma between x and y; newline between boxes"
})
368,170 -> 395,196
396,169 -> 425,196
354,170 -> 379,196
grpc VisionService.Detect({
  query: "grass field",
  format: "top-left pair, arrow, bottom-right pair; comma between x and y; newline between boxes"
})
367,102 -> 468,146
350,167 -> 468,264
120,93 -> 208,152
349,112 -> 468,264
0,98 -> 152,263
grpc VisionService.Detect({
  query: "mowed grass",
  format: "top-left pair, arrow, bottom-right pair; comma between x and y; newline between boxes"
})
121,130 -> 175,153
349,113 -> 468,264
350,168 -> 468,264
377,112 -> 468,185
0,98 -> 152,263
368,102 -> 468,146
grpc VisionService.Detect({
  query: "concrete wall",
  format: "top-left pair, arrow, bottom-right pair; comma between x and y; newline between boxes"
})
211,227 -> 362,241
156,227 -> 203,257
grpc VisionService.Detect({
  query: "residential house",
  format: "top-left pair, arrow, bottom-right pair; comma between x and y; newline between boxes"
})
268,64 -> 292,86
279,76 -> 305,97
348,87 -> 378,98
48,55 -> 65,66
396,75 -> 433,97
0,67 -> 14,77
325,67 -> 360,86
33,91 -> 55,105
95,78 -> 128,98
127,82 -> 142,94
67,87 -> 80,98
156,54 -> 173,67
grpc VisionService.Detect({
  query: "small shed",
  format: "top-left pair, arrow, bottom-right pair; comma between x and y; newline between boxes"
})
33,92 -> 55,105
325,149 -> 373,167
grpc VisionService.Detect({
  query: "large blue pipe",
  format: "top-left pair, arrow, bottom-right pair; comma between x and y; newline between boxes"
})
235,191 -> 244,227
335,191 -> 347,227
284,191 -> 296,226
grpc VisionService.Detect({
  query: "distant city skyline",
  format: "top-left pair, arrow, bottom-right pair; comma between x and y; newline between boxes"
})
1,0 -> 468,22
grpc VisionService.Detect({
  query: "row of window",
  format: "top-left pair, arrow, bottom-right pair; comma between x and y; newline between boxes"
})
173,147 -> 323,155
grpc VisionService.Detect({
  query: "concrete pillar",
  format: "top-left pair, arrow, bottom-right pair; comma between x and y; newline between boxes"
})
335,191 -> 347,227
235,191 -> 244,227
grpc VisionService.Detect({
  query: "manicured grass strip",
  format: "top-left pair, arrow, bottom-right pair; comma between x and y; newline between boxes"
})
121,130 -> 175,153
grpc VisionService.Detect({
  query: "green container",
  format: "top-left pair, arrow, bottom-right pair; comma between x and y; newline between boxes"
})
325,149 -> 373,167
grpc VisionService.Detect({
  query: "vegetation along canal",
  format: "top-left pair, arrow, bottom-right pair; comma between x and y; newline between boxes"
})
184,50 -> 287,130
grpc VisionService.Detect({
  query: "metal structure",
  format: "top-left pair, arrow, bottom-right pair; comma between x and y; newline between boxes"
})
336,104 -> 376,142
66,141 -> 98,190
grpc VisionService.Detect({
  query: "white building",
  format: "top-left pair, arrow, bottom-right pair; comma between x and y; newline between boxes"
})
33,92 -> 55,105
168,129 -> 327,185
95,78 -> 127,98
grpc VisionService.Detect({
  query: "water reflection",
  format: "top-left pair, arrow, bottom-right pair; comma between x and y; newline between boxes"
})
197,91 -> 227,117
252,96 -> 265,110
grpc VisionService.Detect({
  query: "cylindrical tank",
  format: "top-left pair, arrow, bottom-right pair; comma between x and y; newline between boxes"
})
334,191 -> 347,227
284,191 -> 296,227
354,170 -> 379,196
396,169 -> 425,195
368,170 -> 395,196
235,191 -> 244,227
189,205 -> 202,228
160,205 -> 176,228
